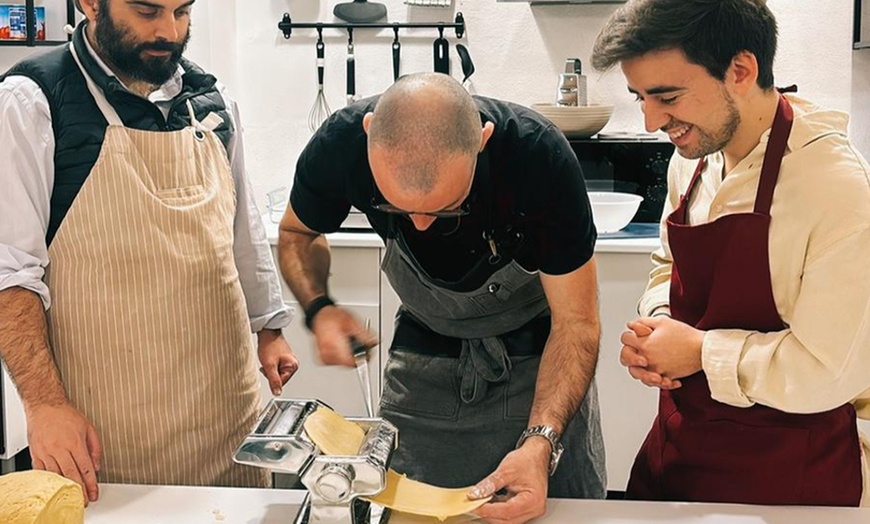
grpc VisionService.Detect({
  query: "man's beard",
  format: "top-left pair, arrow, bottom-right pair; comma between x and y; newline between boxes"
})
94,2 -> 190,86
678,90 -> 741,160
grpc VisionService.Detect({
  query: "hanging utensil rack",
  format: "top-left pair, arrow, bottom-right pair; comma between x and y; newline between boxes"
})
278,12 -> 466,39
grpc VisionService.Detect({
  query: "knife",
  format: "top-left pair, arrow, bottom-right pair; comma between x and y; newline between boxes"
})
351,319 -> 375,417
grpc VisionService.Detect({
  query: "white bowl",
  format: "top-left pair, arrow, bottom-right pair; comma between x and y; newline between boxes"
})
588,191 -> 643,233
531,104 -> 614,138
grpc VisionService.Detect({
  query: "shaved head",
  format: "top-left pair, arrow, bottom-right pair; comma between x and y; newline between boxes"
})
367,72 -> 482,193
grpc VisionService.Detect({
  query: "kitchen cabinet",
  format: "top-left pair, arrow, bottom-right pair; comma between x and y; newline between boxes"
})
0,361 -> 27,461
594,250 -> 659,491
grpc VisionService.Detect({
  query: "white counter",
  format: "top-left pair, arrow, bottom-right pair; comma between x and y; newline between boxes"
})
260,217 -> 660,254
84,484 -> 870,523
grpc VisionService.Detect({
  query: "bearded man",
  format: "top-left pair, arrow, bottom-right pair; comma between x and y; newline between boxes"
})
0,0 -> 299,504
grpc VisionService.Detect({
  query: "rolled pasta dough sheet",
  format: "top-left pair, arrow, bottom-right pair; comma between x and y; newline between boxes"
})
303,406 -> 491,520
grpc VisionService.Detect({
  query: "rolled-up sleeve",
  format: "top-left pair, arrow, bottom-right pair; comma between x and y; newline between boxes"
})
220,88 -> 293,332
0,76 -> 54,309
704,227 -> 870,412
637,158 -> 681,318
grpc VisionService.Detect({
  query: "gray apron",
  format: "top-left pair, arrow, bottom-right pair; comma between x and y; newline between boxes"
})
378,218 -> 606,498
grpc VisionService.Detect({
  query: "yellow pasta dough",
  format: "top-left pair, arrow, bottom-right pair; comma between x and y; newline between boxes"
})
0,470 -> 84,524
303,406 -> 491,521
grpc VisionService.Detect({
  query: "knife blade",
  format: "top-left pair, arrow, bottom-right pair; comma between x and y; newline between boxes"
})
352,319 -> 375,417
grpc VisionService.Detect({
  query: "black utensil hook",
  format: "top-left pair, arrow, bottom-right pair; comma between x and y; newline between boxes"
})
392,24 -> 401,82
278,12 -> 465,40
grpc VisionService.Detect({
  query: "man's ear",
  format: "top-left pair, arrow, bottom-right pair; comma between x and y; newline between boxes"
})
728,51 -> 759,94
362,112 -> 374,135
76,0 -> 100,21
480,121 -> 495,152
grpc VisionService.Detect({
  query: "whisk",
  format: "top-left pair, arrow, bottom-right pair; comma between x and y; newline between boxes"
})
308,29 -> 332,132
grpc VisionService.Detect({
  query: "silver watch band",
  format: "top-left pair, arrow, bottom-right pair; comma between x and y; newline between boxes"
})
516,425 -> 564,476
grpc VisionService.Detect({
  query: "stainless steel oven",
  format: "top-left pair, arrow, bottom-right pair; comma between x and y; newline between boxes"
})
570,133 -> 675,224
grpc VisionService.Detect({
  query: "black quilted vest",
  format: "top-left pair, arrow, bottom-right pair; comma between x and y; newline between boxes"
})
0,23 -> 233,245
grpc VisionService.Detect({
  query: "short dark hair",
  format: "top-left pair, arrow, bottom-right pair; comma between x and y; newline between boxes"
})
368,73 -> 481,193
591,0 -> 778,89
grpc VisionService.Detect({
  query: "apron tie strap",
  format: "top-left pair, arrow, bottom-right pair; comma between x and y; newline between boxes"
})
185,99 -> 224,133
457,337 -> 511,405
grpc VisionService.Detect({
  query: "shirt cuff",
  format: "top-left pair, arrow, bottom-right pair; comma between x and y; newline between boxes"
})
701,329 -> 754,408
251,304 -> 295,333
0,269 -> 50,309
638,283 -> 671,317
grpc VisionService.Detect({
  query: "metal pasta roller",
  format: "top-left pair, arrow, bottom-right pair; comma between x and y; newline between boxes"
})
233,398 -> 398,524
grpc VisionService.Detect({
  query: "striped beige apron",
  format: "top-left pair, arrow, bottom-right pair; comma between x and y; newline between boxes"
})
44,45 -> 268,487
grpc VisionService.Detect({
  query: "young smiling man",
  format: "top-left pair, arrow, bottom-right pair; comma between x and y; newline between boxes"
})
278,72 -> 606,523
593,0 -> 870,506
0,0 -> 298,503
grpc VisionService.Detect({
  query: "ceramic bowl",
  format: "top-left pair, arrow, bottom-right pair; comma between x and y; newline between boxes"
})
588,191 -> 644,233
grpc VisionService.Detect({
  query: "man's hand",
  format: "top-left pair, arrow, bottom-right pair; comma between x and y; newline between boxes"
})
257,329 -> 300,396
620,316 -> 704,388
310,306 -> 378,367
468,438 -> 551,524
620,320 -> 681,390
26,402 -> 101,506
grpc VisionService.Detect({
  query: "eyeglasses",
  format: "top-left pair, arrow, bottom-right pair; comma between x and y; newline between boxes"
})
370,198 -> 471,218
369,167 -> 475,218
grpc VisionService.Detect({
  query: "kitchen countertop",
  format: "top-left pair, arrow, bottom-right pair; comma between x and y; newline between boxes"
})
85,484 -> 870,523
261,217 -> 661,254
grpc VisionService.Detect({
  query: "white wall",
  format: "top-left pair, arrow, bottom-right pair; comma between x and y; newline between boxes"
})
219,0 -> 865,208
1,0 -> 866,204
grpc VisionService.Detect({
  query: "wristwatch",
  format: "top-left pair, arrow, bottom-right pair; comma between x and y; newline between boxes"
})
516,425 -> 564,476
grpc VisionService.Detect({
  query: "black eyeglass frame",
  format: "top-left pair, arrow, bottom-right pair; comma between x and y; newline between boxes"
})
369,196 -> 472,218
368,159 -> 477,218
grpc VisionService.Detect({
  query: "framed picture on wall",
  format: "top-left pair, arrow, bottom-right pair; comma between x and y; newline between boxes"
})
0,5 -> 45,41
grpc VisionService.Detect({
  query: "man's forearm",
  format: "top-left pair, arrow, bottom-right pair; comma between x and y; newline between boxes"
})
277,229 -> 333,308
528,319 -> 600,433
0,286 -> 67,410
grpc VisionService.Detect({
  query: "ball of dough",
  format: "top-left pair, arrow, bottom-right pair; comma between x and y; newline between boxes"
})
0,470 -> 84,524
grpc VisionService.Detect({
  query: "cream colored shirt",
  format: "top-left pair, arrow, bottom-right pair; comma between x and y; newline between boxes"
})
640,94 -> 870,417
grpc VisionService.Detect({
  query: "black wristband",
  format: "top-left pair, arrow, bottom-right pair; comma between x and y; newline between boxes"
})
304,295 -> 336,331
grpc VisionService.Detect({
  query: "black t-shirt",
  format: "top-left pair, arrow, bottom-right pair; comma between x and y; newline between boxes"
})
290,95 -> 596,291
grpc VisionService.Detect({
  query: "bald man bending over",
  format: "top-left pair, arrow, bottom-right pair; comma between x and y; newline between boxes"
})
278,72 -> 605,523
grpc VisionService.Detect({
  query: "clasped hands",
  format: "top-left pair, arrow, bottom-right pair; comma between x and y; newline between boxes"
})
619,315 -> 706,390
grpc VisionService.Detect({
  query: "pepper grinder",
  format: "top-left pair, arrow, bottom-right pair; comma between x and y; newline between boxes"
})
556,58 -> 587,107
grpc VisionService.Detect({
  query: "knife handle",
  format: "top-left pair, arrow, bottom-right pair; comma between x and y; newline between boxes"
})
350,318 -> 372,358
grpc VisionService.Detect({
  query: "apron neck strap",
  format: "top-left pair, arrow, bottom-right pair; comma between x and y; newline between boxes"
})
677,94 -> 794,220
674,158 -> 707,224
69,41 -> 125,128
753,95 -> 794,215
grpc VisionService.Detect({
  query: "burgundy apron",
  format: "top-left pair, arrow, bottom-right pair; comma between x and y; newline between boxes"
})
625,96 -> 863,506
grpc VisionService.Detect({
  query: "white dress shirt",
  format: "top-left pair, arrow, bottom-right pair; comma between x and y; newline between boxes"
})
0,39 -> 291,332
